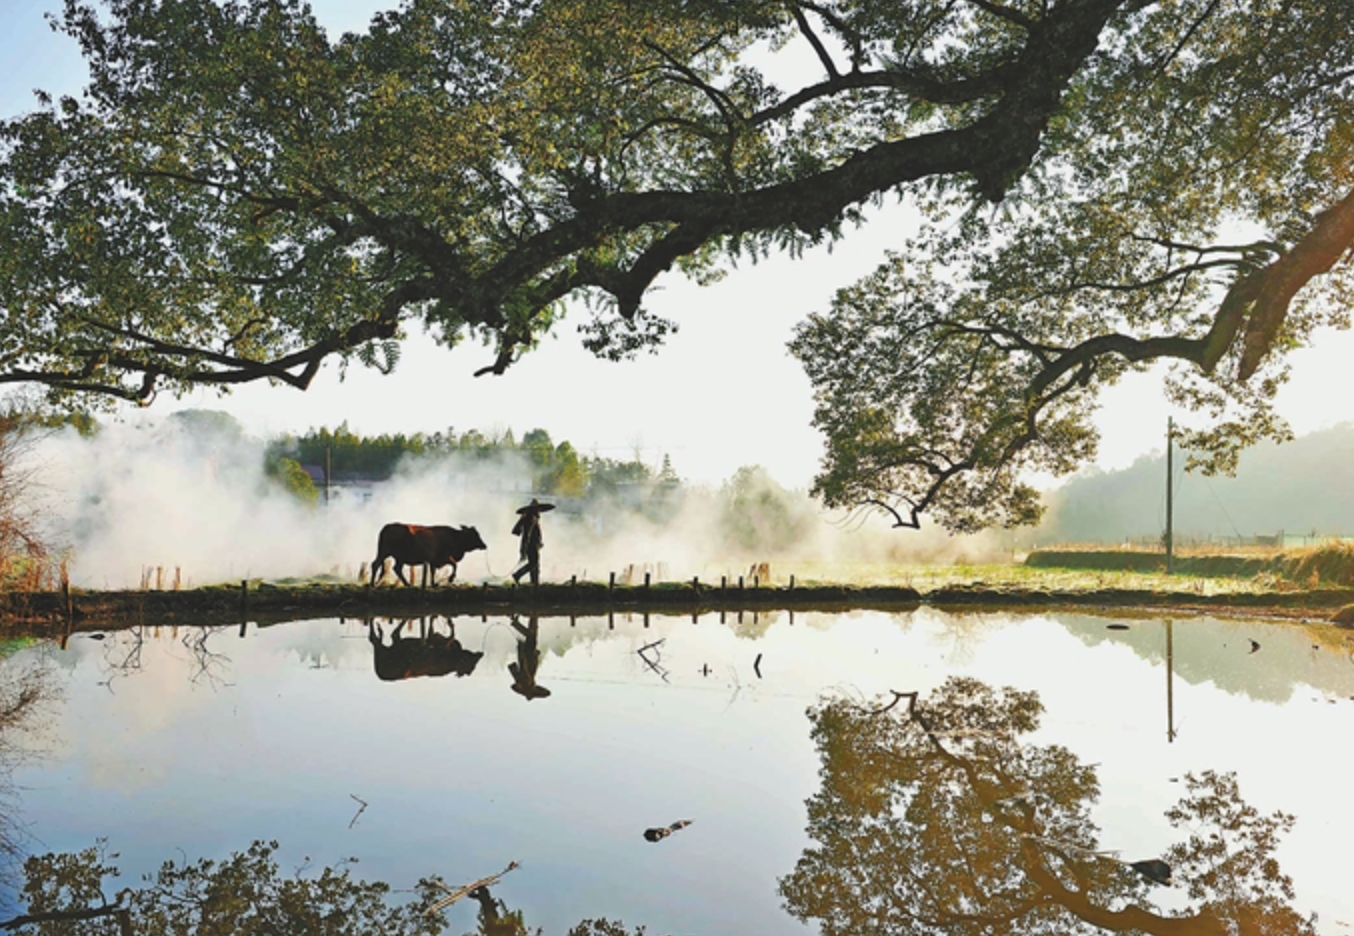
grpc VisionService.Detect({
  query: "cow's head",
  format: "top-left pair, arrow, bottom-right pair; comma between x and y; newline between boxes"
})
460,525 -> 488,553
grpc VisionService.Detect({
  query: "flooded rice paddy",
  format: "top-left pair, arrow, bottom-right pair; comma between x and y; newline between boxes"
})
4,609 -> 1354,934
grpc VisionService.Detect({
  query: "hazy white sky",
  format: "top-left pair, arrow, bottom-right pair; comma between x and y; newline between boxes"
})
2,0 -> 1350,488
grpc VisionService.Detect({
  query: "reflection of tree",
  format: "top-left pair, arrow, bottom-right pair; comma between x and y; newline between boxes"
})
11,841 -> 444,936
6,840 -> 645,936
95,626 -> 233,692
465,885 -> 533,936
181,626 -> 233,689
94,626 -> 144,694
0,647 -> 59,890
780,677 -> 1314,936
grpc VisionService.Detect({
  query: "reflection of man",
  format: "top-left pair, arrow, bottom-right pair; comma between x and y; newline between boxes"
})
508,617 -> 551,700
511,499 -> 554,585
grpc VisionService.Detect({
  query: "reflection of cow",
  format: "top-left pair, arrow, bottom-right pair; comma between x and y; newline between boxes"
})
368,618 -> 484,681
370,523 -> 487,587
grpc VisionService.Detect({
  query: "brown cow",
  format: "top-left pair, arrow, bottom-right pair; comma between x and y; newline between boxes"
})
368,617 -> 484,681
370,522 -> 487,587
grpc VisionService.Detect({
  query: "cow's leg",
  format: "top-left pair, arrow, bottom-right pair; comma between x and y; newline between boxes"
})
370,556 -> 385,586
446,560 -> 458,586
395,563 -> 411,587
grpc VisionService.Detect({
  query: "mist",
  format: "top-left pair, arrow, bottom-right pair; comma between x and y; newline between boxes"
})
1037,421 -> 1354,545
26,416 -> 1009,590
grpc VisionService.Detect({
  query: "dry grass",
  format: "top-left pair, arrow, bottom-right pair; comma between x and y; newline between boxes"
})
0,415 -> 61,592
775,560 -> 1276,596
1045,541 -> 1293,558
1022,541 -> 1354,589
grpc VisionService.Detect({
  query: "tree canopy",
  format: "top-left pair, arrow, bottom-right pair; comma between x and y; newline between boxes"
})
2,0 -> 1351,529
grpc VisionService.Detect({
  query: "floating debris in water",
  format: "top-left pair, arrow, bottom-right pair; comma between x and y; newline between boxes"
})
1129,859 -> 1172,886
1106,624 -> 1129,631
644,819 -> 693,842
1249,639 -> 1261,654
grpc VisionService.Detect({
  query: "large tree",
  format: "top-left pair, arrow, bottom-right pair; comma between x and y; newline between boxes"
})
1,0 -> 1351,529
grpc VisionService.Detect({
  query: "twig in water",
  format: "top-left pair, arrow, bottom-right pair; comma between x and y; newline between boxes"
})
637,639 -> 670,682
348,794 -> 369,829
723,665 -> 743,711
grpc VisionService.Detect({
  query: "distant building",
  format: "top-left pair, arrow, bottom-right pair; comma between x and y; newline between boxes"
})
299,465 -> 381,503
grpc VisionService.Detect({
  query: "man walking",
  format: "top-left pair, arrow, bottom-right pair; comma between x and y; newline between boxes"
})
511,498 -> 554,585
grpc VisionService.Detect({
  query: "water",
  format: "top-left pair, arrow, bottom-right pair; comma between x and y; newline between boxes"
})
3,609 -> 1353,934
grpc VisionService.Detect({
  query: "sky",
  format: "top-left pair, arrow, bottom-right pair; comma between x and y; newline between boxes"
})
2,0 -> 1352,490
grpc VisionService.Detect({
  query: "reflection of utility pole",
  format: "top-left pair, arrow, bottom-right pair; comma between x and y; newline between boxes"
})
1165,618 -> 1176,743
1165,418 -> 1174,574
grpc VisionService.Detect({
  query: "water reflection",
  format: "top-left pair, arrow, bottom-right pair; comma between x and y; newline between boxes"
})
368,616 -> 484,682
0,640 -> 59,899
5,610 -> 1354,934
8,838 -> 643,936
781,676 -> 1315,936
468,884 -> 532,936
508,617 -> 550,700
92,623 -> 234,692
364,613 -> 551,701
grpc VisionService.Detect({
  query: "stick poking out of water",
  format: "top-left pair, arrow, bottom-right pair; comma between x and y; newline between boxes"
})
427,862 -> 521,915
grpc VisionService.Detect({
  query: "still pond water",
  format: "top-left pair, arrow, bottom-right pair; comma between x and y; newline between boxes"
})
4,609 -> 1354,934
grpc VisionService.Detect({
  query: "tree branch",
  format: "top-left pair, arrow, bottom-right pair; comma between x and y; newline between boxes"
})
1237,184 -> 1354,379
792,6 -> 840,79
1,905 -> 132,934
960,0 -> 1037,29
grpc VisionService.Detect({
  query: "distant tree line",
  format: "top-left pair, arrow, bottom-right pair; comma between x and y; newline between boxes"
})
264,423 -> 679,503
0,404 -> 816,559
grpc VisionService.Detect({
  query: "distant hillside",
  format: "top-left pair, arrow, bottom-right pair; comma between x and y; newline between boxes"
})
1038,422 -> 1354,544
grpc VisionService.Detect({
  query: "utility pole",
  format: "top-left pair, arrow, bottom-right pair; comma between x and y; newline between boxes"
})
1165,417 -> 1174,574
1165,618 -> 1176,743
324,445 -> 332,506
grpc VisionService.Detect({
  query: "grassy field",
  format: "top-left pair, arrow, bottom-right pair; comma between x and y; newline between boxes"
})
768,560 -> 1282,596
1022,542 -> 1354,588
150,548 -> 1353,596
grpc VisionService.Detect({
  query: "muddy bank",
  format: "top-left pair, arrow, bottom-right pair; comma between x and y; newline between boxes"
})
3,580 -> 1354,638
